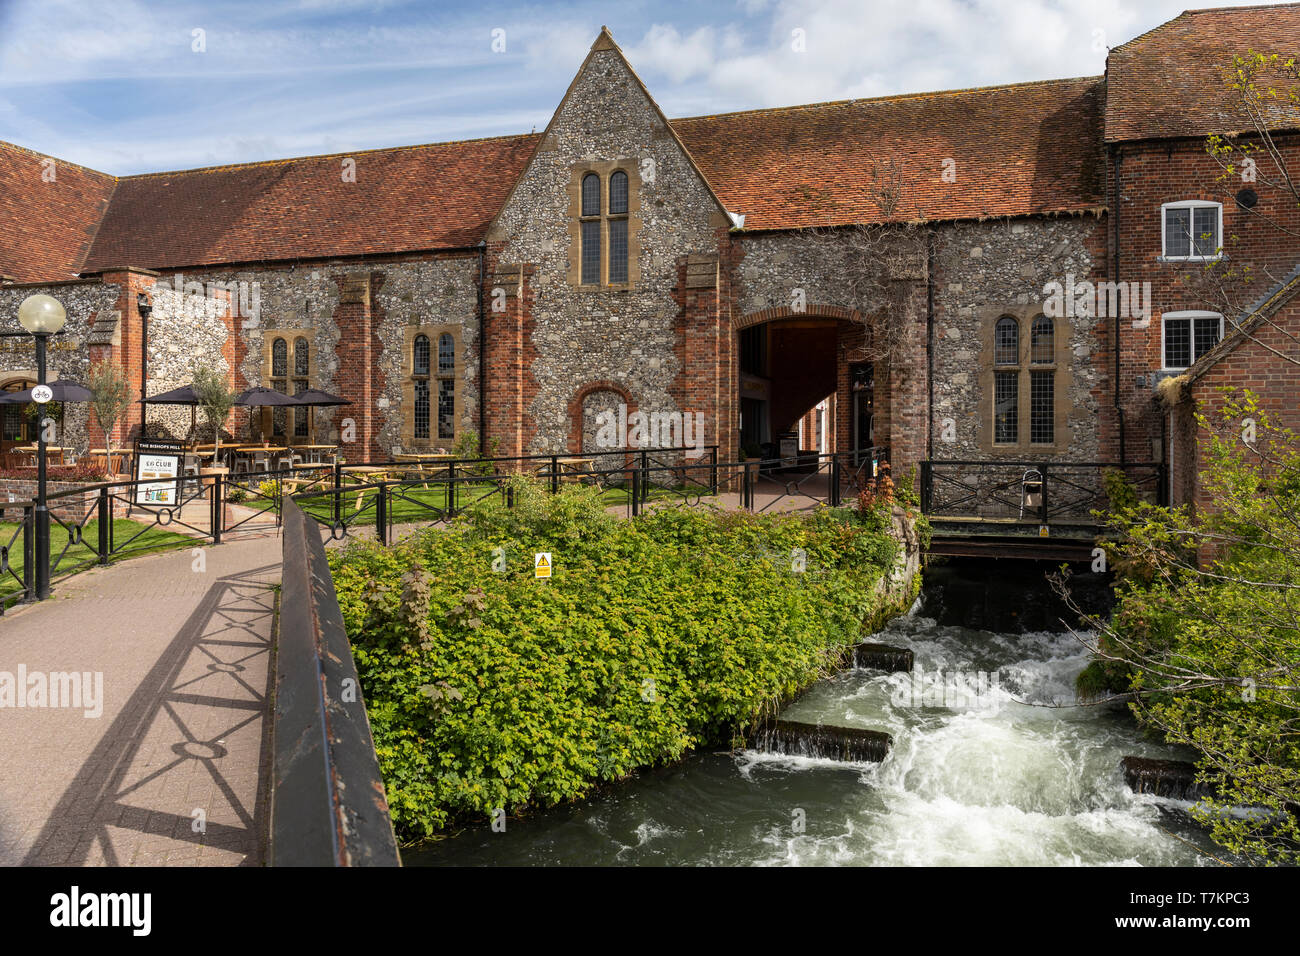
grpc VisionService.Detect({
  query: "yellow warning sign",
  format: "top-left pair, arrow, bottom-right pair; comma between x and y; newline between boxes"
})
534,552 -> 552,579
1038,525 -> 1050,538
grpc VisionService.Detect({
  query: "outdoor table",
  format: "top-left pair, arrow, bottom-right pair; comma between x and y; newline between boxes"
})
343,465 -> 392,511
393,452 -> 453,488
555,457 -> 595,482
277,462 -> 333,496
11,445 -> 66,466
294,444 -> 339,464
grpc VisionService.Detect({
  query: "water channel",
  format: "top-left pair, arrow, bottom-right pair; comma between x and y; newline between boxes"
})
409,559 -> 1231,866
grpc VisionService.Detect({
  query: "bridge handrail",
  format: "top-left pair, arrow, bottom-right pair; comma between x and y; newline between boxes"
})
270,497 -> 401,866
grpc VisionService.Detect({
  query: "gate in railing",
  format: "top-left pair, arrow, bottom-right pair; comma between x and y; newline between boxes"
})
919,460 -> 1166,531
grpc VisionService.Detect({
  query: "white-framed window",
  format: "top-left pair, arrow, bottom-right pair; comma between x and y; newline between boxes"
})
1161,200 -> 1222,260
1161,310 -> 1224,370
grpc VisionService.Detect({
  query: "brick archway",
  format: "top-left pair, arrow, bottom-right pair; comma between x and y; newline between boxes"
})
566,380 -> 637,454
734,303 -> 864,331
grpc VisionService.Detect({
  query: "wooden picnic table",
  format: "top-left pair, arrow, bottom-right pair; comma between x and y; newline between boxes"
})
11,446 -> 67,466
342,465 -> 393,511
393,452 -> 454,488
555,457 -> 595,482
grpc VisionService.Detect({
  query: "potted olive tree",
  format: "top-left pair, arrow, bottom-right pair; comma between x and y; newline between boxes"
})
87,362 -> 134,477
192,366 -> 237,492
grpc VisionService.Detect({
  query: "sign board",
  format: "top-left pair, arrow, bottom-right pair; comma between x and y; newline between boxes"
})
534,552 -> 552,579
31,384 -> 53,404
778,431 -> 799,461
134,439 -> 186,507
1039,525 -> 1050,538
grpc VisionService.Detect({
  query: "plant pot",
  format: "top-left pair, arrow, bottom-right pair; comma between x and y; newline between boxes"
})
200,465 -> 230,494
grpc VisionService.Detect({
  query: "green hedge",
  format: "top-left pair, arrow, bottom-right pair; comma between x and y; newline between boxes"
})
332,477 -> 904,839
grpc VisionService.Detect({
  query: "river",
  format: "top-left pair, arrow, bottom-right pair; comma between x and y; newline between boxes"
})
407,560 -> 1231,866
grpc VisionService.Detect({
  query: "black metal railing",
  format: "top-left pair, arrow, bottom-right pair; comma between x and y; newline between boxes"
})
0,501 -> 34,614
270,497 -> 400,866
289,445 -> 891,541
919,460 -> 1166,528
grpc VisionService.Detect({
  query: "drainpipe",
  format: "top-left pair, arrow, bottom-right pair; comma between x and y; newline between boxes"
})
926,227 -> 935,460
1110,143 -> 1126,464
477,239 -> 487,451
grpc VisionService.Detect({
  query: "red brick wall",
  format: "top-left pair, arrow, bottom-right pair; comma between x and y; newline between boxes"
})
1110,133 -> 1300,464
1174,297 -> 1300,512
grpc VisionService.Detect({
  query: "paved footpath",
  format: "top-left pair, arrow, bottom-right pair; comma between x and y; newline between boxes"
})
0,532 -> 281,866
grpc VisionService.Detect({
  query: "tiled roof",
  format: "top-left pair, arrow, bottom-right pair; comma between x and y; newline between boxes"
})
0,141 -> 116,283
79,133 -> 541,274
1106,3 -> 1300,142
72,75 -> 1103,274
675,77 -> 1105,230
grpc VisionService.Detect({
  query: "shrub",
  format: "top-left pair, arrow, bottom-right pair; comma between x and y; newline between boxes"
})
333,479 -> 904,839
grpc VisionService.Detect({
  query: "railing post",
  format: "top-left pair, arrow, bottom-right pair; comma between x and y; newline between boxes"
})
22,505 -> 34,603
333,458 -> 343,527
744,461 -> 755,511
920,461 -> 932,513
1039,462 -> 1049,526
506,483 -> 515,509
630,466 -> 640,517
211,472 -> 223,544
710,446 -> 718,496
97,485 -> 110,565
830,454 -> 841,507
639,450 -> 649,505
376,481 -> 388,546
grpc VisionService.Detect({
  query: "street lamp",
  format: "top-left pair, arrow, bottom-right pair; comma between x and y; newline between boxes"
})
17,294 -> 66,600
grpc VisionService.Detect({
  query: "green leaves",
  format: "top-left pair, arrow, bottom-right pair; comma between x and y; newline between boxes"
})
332,481 -> 903,841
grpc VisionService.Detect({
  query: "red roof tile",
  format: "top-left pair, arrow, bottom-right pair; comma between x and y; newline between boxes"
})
79,133 -> 540,274
675,77 -> 1105,230
0,141 -> 115,283
1106,3 -> 1300,142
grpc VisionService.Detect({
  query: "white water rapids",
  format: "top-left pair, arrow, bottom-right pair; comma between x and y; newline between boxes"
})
411,570 -> 1230,866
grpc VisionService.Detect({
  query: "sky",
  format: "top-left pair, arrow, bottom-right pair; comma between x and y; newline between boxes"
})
0,0 -> 1294,175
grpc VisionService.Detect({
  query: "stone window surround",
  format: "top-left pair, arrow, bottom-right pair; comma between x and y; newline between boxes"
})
566,160 -> 642,290
976,303 -> 1073,455
401,324 -> 463,450
262,329 -> 315,438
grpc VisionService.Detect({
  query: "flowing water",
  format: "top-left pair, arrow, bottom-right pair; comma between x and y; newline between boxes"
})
409,561 -> 1231,866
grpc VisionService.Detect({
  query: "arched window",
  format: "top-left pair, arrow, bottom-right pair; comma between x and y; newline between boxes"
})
1030,315 -> 1054,364
581,173 -> 601,217
608,170 -> 629,284
994,317 -> 1019,366
580,173 -> 602,285
437,333 -> 455,440
271,338 -> 288,436
292,337 -> 310,436
413,335 -> 430,440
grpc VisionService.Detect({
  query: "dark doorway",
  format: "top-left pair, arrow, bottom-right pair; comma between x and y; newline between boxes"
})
851,362 -> 874,461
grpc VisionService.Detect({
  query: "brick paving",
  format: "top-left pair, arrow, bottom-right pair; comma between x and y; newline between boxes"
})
0,530 -> 281,867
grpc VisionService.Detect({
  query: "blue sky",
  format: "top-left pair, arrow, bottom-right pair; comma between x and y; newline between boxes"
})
0,0 -> 1292,175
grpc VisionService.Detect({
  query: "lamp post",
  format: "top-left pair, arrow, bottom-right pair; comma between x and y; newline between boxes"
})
17,294 -> 67,600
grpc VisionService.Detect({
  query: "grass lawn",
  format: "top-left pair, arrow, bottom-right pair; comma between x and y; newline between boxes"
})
0,518 -> 193,601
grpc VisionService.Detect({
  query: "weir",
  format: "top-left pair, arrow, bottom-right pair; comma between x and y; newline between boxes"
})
750,720 -> 892,763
